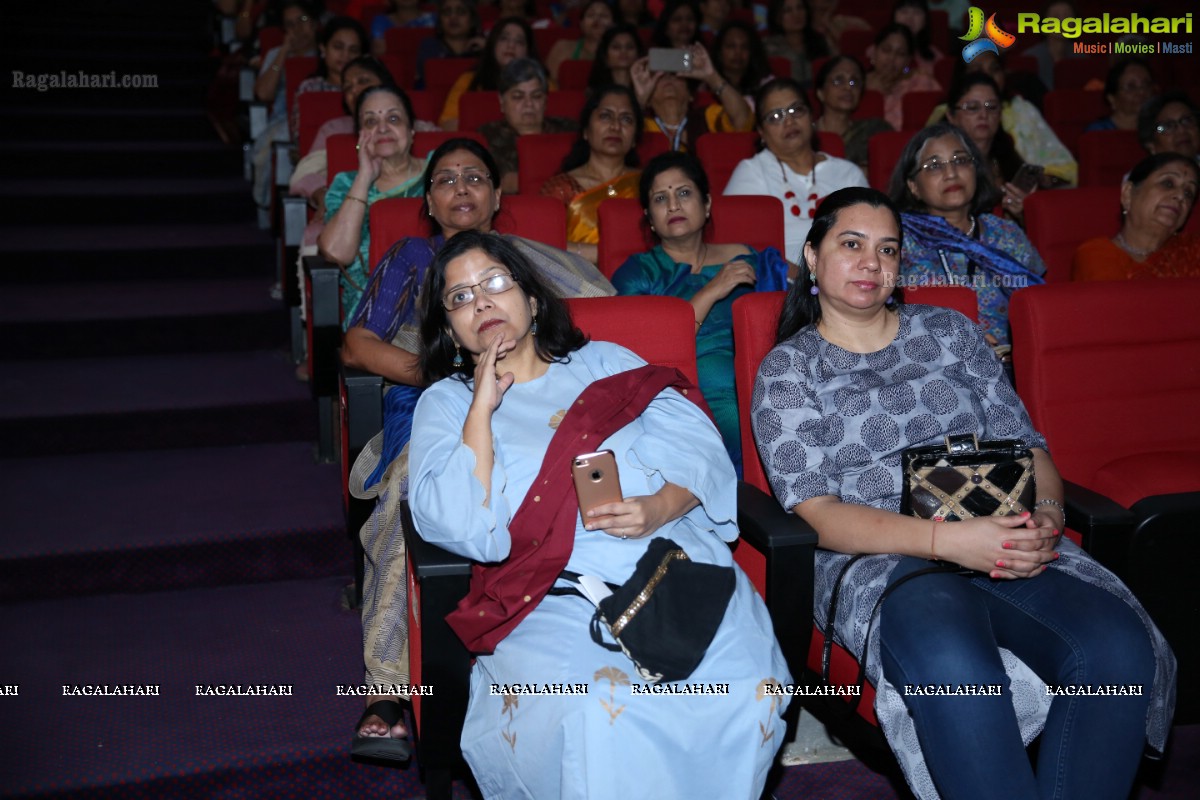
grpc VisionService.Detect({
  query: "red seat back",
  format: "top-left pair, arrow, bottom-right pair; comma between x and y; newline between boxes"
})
457,90 -> 586,132
406,90 -> 444,125
284,56 -> 319,122
533,25 -> 570,62
1041,89 -> 1108,156
696,131 -> 758,194
557,59 -> 593,91
368,194 -> 568,269
901,90 -> 943,131
297,91 -> 347,156
518,132 -> 576,195
412,130 -> 486,159
868,129 -> 915,192
597,195 -> 787,280
1023,187 -> 1120,283
1077,130 -> 1144,187
567,295 -> 700,386
379,53 -> 415,90
1054,58 -> 1109,91
1009,279 -> 1200,496
423,57 -> 477,95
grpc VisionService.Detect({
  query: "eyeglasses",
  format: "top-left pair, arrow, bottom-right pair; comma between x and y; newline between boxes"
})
954,101 -> 1001,115
916,154 -> 977,174
283,14 -> 310,29
762,102 -> 810,125
1155,115 -> 1198,135
825,76 -> 859,88
442,273 -> 518,311
431,169 -> 491,189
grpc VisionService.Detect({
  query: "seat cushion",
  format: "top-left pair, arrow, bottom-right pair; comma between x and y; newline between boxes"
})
1092,450 -> 1200,508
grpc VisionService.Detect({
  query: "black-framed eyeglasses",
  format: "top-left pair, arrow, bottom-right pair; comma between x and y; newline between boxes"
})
1156,115 -> 1197,135
431,170 -> 491,189
442,273 -> 518,311
762,102 -> 809,125
954,101 -> 1001,115
915,155 -> 977,174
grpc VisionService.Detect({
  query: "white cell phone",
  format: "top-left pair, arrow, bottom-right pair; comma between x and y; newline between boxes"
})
572,450 -> 622,519
648,47 -> 692,73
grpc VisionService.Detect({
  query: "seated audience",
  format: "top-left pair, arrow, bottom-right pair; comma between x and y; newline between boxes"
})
812,55 -> 892,171
408,230 -> 791,799
479,58 -> 577,194
762,0 -> 828,87
540,85 -> 644,263
415,0 -> 486,89
808,0 -> 870,56
1138,91 -> 1200,162
251,0 -> 318,211
1072,152 -> 1200,281
888,122 -> 1045,345
1019,0 -> 1081,90
612,151 -> 790,474
289,17 -> 369,139
318,85 -> 428,324
370,0 -> 436,56
1084,58 -> 1155,133
587,23 -> 645,92
546,0 -> 615,83
346,139 -> 614,762
699,0 -> 732,33
891,0 -> 941,75
931,52 -> 1074,186
632,44 -> 754,151
711,19 -> 772,97
865,23 -> 941,131
617,0 -> 655,28
752,185 -> 1172,800
651,0 -> 702,48
724,77 -> 867,263
943,72 -> 1067,224
440,16 -> 539,129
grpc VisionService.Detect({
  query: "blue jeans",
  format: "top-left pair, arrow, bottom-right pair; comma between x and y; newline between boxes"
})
879,557 -> 1156,800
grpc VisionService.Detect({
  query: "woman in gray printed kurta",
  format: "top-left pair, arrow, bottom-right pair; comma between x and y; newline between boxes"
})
750,187 -> 1174,800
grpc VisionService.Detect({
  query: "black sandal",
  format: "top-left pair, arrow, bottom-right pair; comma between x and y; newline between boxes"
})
351,699 -> 413,763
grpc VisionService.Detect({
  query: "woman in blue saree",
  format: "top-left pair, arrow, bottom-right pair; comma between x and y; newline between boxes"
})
611,151 -> 791,476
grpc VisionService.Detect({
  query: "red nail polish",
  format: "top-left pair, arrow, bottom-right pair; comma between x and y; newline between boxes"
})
1002,541 -> 1012,549
996,560 -> 1006,568
1053,552 -> 1060,560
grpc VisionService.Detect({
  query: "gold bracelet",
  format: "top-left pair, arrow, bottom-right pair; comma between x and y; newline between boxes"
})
346,195 -> 368,207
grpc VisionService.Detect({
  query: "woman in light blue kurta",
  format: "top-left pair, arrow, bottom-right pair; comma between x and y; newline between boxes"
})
408,231 -> 790,800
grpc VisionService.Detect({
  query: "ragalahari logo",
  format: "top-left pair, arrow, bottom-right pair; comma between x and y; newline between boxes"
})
960,7 -> 1017,63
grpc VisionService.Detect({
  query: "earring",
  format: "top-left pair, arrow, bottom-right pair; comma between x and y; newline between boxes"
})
531,314 -> 538,335
452,346 -> 463,367
886,294 -> 895,305
809,273 -> 819,296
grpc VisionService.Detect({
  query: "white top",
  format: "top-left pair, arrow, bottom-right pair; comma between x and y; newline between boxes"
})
724,149 -> 868,263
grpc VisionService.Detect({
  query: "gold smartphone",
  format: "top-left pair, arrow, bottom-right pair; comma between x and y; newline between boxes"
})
572,450 -> 623,519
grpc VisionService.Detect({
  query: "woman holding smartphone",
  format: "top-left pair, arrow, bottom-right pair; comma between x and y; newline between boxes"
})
408,230 -> 790,799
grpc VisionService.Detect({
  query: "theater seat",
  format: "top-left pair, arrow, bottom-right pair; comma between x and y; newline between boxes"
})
1010,278 -> 1200,722
867,130 -> 914,192
1023,186 -> 1120,282
1077,130 -> 1143,187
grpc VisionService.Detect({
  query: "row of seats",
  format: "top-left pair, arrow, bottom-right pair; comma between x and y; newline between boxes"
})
386,279 -> 1200,791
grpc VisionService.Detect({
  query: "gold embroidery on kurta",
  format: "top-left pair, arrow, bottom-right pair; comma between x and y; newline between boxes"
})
501,692 -> 519,752
549,409 -> 565,429
594,666 -> 630,724
756,678 -> 783,747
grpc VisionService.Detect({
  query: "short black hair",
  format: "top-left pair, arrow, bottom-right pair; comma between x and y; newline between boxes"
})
418,231 -> 588,382
637,151 -> 711,240
354,84 -> 416,136
561,84 -> 644,172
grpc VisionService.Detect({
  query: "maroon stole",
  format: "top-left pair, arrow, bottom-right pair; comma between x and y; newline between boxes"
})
445,364 -> 711,654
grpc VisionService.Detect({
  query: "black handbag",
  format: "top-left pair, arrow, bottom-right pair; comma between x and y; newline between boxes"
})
900,433 -> 1035,521
564,538 -> 735,684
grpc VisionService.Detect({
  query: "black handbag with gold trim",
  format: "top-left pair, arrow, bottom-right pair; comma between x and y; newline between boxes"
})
900,433 -> 1035,521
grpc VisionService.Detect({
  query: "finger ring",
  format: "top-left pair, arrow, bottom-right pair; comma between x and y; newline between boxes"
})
621,534 -> 628,540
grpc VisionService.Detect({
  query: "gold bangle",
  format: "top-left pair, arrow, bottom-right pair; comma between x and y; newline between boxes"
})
346,195 -> 368,207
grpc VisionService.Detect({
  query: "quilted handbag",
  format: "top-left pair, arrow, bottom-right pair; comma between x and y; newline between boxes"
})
900,433 -> 1035,521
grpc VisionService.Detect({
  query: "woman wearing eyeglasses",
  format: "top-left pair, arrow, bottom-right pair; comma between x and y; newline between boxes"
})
540,85 -> 644,264
888,122 -> 1045,347
812,55 -> 892,171
1072,152 -> 1200,281
724,77 -> 867,263
944,73 -> 1064,225
344,138 -> 613,764
1139,91 -> 1200,163
407,230 -> 790,799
